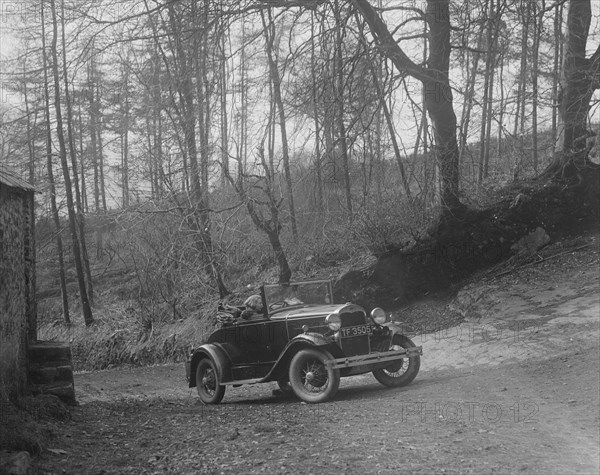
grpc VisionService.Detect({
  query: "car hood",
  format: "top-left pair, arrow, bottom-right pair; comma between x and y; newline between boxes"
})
270,302 -> 364,319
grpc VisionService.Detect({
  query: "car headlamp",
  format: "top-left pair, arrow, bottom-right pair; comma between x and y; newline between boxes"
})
325,313 -> 341,331
370,307 -> 388,325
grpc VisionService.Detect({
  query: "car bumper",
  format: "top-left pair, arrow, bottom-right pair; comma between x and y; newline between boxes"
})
324,346 -> 422,370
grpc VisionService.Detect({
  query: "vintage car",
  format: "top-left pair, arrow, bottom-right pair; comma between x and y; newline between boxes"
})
186,280 -> 422,404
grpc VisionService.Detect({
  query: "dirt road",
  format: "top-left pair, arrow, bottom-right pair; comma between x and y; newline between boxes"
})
35,247 -> 599,474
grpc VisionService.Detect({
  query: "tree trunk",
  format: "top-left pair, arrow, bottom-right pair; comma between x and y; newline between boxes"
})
223,146 -> 292,284
98,115 -> 107,211
195,1 -> 229,299
496,50 -> 506,159
152,48 -> 163,197
531,0 -> 544,174
262,10 -> 299,241
478,0 -> 494,184
311,10 -> 324,215
512,1 -> 530,179
352,0 -> 462,213
168,3 -> 228,298
88,58 -> 100,213
478,0 -> 502,183
145,114 -> 155,199
370,60 -> 411,198
88,55 -> 104,261
545,0 -> 599,180
459,21 -> 485,170
60,0 -> 93,306
41,3 -> 70,324
49,0 -> 93,326
120,58 -> 130,207
219,30 -> 230,187
551,2 -> 564,163
334,1 -> 353,215
23,56 -> 38,338
77,102 -> 88,212
267,230 -> 292,284
240,20 -> 248,170
354,9 -> 412,199
423,0 -> 461,211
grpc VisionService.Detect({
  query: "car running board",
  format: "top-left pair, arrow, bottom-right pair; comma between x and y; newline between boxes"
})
325,347 -> 423,370
222,377 -> 264,386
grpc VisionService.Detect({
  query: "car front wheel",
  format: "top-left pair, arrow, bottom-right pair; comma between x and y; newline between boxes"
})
372,335 -> 420,388
289,348 -> 340,403
196,358 -> 225,404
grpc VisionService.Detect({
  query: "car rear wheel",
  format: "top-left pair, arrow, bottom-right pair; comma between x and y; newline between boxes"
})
372,335 -> 420,388
289,348 -> 340,403
196,358 -> 225,404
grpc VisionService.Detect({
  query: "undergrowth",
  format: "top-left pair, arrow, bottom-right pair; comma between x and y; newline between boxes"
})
38,297 -> 215,371
0,395 -> 69,455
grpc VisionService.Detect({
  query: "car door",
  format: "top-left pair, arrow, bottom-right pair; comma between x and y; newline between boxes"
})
210,318 -> 288,380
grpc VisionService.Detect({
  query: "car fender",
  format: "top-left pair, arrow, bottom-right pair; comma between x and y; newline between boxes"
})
189,343 -> 232,387
290,332 -> 332,347
265,333 -> 341,381
382,321 -> 410,338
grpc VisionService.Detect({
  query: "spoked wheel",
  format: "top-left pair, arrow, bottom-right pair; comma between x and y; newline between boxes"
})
372,335 -> 420,388
195,358 -> 225,404
289,348 -> 340,403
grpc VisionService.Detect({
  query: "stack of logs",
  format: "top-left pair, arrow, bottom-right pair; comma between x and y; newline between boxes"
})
28,341 -> 76,405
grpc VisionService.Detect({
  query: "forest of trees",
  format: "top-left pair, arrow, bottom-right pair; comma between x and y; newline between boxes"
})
0,0 -> 598,325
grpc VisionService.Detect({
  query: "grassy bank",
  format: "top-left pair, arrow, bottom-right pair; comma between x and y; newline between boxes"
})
38,296 -> 215,372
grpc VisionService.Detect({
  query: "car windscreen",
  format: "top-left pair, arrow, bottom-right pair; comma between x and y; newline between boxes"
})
262,280 -> 333,309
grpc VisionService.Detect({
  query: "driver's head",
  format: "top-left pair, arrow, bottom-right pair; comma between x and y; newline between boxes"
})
244,294 -> 263,312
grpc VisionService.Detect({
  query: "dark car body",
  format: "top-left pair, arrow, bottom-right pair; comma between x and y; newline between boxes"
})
186,280 -> 422,403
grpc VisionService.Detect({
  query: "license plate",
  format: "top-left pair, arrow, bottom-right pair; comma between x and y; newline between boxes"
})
340,324 -> 374,338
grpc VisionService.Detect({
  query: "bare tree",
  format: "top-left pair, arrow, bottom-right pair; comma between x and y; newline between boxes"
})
478,0 -> 504,183
551,1 -> 565,163
261,10 -> 299,241
60,0 -> 94,306
545,0 -> 600,183
310,9 -> 324,215
49,0 -> 93,325
334,0 -> 354,215
41,1 -> 70,324
530,0 -> 545,174
352,0 -> 462,213
224,144 -> 292,284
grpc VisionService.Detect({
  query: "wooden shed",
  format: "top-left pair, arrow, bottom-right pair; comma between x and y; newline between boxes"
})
0,167 -> 36,401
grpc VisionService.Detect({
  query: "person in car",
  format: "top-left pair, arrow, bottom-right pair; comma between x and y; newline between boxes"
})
240,294 -> 264,320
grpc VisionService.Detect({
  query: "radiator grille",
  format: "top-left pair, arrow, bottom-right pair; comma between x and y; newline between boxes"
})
340,311 -> 367,327
339,310 -> 369,356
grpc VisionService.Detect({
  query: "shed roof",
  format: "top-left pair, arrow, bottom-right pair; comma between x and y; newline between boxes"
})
0,167 -> 36,192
